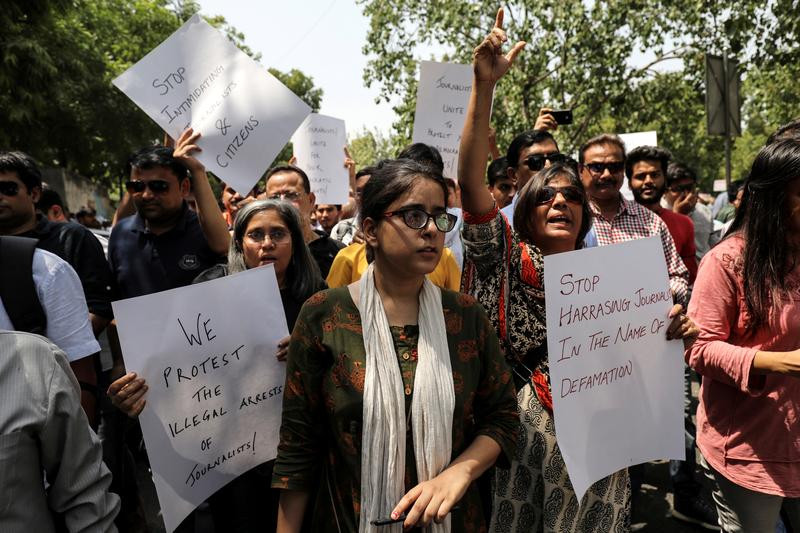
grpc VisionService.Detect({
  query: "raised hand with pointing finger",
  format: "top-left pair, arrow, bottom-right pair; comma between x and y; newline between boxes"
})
472,8 -> 526,85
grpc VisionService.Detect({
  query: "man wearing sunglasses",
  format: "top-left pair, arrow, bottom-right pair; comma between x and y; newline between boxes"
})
0,151 -> 115,425
499,129 -> 562,227
108,129 -> 230,299
578,134 -> 688,302
663,162 -> 717,261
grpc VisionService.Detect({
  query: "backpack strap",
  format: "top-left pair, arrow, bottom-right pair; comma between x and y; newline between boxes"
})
0,236 -> 47,335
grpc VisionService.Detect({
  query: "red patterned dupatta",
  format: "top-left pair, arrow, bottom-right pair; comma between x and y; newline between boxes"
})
462,207 -> 554,413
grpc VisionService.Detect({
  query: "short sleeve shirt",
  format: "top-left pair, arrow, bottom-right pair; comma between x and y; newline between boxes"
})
19,216 -> 115,318
108,205 -> 224,298
0,249 -> 100,361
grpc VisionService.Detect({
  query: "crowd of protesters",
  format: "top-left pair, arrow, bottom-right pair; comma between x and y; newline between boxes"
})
1,7 -> 799,533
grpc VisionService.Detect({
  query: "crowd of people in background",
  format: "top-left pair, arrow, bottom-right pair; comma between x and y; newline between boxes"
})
2,7 -> 800,533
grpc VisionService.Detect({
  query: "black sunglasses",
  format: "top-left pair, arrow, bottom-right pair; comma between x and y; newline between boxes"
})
524,152 -> 568,172
0,180 -> 20,196
536,185 -> 585,206
383,208 -> 458,232
583,161 -> 625,175
126,179 -> 170,194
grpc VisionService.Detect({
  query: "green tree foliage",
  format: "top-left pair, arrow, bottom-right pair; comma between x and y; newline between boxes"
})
348,127 -> 394,169
358,0 -> 800,191
1,0 -> 322,191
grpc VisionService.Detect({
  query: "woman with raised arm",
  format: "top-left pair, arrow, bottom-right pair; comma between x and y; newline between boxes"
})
458,9 -> 699,532
687,138 -> 800,532
271,158 -> 518,532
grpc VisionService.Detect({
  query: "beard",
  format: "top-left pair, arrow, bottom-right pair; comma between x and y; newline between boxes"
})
632,185 -> 664,205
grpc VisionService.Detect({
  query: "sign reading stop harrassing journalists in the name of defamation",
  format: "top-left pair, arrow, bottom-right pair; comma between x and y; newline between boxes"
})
411,61 -> 474,179
112,266 -> 289,533
113,14 -> 311,195
543,236 -> 684,502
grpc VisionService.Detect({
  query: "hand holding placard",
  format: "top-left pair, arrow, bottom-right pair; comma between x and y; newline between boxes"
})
112,266 -> 289,532
113,15 -> 311,196
543,237 -> 685,501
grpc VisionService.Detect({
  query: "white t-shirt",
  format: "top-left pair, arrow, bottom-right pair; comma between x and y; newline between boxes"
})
0,248 -> 100,361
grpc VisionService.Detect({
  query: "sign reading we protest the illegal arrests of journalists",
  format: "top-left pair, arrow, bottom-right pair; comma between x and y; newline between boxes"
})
113,14 -> 311,195
291,113 -> 349,204
543,236 -> 684,501
411,60 -> 474,179
112,266 -> 289,532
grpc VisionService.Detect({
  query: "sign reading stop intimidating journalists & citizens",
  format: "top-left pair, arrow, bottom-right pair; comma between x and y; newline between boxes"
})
543,237 -> 684,501
112,266 -> 289,532
113,14 -> 311,196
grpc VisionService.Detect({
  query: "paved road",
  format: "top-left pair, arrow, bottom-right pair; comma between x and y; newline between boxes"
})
632,459 -> 715,532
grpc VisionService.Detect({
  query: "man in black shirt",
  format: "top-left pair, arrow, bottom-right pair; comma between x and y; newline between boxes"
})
108,130 -> 230,299
262,164 -> 344,278
0,151 -> 114,424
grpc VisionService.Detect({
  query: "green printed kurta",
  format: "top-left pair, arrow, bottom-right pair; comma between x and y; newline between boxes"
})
271,287 -> 519,532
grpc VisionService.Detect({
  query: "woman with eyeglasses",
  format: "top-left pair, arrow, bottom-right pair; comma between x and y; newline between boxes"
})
109,199 -> 326,532
458,10 -> 699,532
271,158 -> 518,532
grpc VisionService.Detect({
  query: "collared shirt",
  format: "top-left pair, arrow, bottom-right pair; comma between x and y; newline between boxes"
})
108,205 -> 224,298
18,216 -> 115,318
590,195 -> 689,305
0,249 -> 99,361
0,331 -> 119,532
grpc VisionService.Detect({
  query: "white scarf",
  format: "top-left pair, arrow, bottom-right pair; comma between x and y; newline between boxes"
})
355,263 -> 455,533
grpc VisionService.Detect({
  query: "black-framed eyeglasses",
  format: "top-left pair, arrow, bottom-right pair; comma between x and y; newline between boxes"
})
524,152 -> 568,172
383,208 -> 457,232
536,186 -> 585,206
244,228 -> 291,245
267,191 -> 302,202
583,161 -> 625,175
0,180 -> 20,197
126,179 -> 170,194
668,183 -> 695,194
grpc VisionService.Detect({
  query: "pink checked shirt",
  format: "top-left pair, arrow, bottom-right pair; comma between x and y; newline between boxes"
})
687,235 -> 800,497
590,195 -> 690,305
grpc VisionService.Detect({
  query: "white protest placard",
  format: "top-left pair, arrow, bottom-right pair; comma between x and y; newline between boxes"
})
112,266 -> 289,532
617,131 -> 658,200
412,61 -> 474,179
543,236 -> 684,501
113,14 -> 311,195
291,113 -> 349,204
